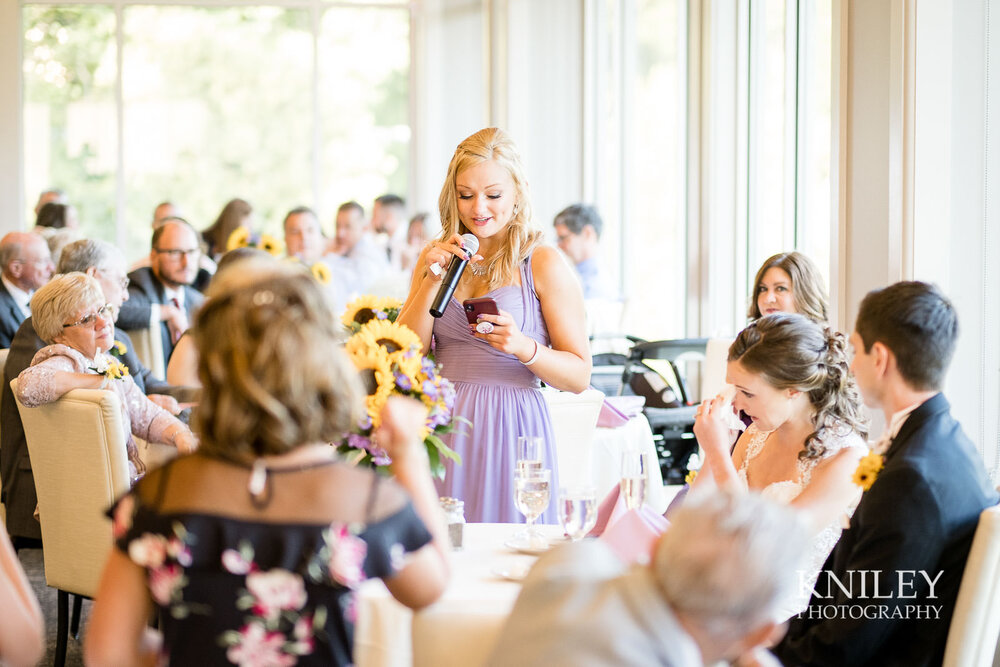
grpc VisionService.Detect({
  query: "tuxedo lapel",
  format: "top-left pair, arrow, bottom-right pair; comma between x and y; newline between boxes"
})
882,393 -> 949,463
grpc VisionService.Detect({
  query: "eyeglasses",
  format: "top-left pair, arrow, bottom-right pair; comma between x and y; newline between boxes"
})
63,303 -> 114,329
98,270 -> 129,289
154,247 -> 200,260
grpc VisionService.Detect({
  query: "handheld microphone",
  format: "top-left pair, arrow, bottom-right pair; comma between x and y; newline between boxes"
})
429,233 -> 480,318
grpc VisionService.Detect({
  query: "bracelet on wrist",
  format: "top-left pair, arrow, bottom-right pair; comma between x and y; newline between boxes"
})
522,339 -> 540,366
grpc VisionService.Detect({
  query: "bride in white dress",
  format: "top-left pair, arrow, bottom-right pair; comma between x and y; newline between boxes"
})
692,313 -> 869,618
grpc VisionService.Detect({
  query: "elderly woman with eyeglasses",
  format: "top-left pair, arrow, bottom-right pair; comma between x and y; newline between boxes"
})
15,273 -> 196,481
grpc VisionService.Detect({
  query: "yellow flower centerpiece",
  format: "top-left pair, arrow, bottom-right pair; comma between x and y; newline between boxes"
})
225,227 -> 285,257
339,296 -> 464,479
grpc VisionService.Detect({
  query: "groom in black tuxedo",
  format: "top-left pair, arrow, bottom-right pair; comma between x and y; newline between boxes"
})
773,281 -> 999,666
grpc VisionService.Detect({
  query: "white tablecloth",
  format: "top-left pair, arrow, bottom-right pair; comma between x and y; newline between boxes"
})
354,523 -> 563,667
591,414 -> 667,513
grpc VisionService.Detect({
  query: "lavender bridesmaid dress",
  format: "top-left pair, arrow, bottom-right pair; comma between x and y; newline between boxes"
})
432,255 -> 558,524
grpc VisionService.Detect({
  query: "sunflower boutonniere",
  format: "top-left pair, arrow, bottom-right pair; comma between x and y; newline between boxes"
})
852,451 -> 884,492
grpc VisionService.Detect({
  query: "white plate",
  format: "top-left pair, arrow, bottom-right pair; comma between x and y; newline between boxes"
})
503,537 -> 551,556
491,562 -> 532,582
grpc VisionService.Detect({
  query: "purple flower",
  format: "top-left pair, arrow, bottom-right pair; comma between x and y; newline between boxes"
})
394,372 -> 412,391
358,414 -> 373,430
428,405 -> 450,428
421,356 -> 436,373
346,433 -> 371,451
369,446 -> 391,466
422,379 -> 441,400
375,310 -> 388,320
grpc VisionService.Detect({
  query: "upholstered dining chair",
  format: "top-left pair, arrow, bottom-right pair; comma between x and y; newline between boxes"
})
541,387 -> 605,490
129,325 -> 166,380
11,379 -> 131,667
943,504 -> 1000,667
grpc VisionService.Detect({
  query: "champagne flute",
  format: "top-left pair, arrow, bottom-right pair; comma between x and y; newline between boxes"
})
515,468 -> 551,548
620,451 -> 650,510
558,486 -> 597,540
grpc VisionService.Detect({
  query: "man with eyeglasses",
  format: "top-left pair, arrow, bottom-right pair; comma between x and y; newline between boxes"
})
1,238 -> 197,547
0,232 -> 54,348
117,219 -> 205,372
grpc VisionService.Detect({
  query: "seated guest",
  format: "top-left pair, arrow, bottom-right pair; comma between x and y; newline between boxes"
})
329,200 -> 389,297
202,198 -> 253,262
166,247 -> 273,387
132,204 -> 216,292
0,522 -> 44,667
284,206 -> 327,264
86,261 -> 449,666
371,193 -> 408,270
33,188 -> 67,218
15,273 -> 196,483
400,212 -> 430,273
489,489 -> 809,666
117,219 -> 205,371
749,251 -> 829,323
0,232 -> 54,347
772,282 -> 1000,667
553,203 -> 617,301
1,239 -> 192,546
34,202 -> 79,232
694,313 -> 867,617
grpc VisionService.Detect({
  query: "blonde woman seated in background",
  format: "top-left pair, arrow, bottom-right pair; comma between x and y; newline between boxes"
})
0,522 -> 44,667
693,313 -> 868,618
15,273 -> 196,481
86,261 -> 449,667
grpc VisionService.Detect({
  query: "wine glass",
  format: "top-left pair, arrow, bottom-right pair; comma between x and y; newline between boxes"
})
620,451 -> 650,510
514,468 -> 551,548
558,486 -> 597,540
516,436 -> 543,473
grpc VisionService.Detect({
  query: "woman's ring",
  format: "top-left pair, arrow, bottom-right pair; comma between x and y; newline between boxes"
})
476,321 -> 494,334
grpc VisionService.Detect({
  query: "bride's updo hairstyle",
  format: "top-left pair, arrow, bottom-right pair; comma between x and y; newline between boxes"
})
437,127 -> 543,290
192,259 -> 363,461
728,313 -> 868,460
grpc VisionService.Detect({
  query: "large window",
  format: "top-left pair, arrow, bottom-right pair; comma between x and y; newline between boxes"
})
22,2 -> 411,262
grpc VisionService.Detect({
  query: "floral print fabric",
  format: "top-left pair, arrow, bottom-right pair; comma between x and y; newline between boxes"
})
110,471 -> 432,666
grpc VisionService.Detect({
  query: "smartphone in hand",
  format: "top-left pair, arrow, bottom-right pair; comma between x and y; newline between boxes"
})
463,297 -> 500,333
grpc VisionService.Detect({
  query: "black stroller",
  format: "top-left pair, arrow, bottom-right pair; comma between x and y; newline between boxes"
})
591,336 -> 709,485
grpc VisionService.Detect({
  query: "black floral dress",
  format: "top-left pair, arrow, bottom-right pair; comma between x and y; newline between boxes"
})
109,458 -> 432,666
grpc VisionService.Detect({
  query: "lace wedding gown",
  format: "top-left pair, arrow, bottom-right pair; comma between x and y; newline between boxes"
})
737,422 -> 864,619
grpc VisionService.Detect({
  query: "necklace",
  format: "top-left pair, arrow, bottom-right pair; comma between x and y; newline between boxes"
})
469,260 -> 489,277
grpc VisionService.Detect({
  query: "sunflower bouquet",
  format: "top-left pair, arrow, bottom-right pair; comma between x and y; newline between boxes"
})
338,296 -> 464,479
226,227 -> 285,257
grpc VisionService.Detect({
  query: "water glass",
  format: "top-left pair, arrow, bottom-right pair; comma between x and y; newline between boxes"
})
558,486 -> 597,540
516,436 -> 543,473
514,468 -> 551,546
620,451 -> 650,510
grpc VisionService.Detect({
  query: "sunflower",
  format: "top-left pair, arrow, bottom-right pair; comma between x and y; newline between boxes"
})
259,234 -> 285,257
341,295 -> 389,330
357,319 -> 422,356
311,262 -> 332,285
346,344 -> 394,427
226,226 -> 250,252
852,451 -> 884,491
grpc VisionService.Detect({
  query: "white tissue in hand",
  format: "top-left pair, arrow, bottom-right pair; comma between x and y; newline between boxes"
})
717,384 -> 745,431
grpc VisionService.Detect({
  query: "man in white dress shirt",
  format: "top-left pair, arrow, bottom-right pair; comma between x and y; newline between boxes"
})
488,489 -> 809,666
330,201 -> 389,298
0,232 -> 54,347
371,194 -> 408,271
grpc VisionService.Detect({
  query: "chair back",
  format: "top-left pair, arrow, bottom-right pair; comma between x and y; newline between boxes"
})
943,504 -> 1000,667
11,379 -> 130,596
542,388 -> 605,489
130,326 -> 165,380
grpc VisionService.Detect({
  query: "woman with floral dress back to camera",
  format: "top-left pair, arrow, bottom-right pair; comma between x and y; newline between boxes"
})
398,127 -> 591,524
85,261 -> 449,666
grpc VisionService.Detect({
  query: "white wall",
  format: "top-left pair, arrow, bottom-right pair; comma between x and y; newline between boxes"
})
0,2 -> 22,233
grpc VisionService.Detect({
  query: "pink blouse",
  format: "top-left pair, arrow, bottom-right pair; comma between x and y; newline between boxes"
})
16,344 -> 183,477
